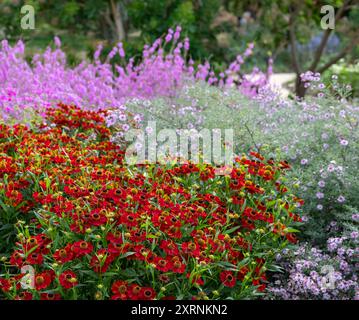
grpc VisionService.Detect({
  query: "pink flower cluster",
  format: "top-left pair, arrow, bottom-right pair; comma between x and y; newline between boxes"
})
0,28 -> 271,122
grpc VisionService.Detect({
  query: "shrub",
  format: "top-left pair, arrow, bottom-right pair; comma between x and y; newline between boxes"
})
323,60 -> 359,97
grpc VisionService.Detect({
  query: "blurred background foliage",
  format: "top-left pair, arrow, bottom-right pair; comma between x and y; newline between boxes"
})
0,0 -> 358,91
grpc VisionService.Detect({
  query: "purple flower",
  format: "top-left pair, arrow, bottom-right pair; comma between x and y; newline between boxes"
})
316,192 -> 324,199
133,114 -> 142,123
337,196 -> 346,203
339,261 -> 349,271
54,36 -> 61,47
301,159 -> 308,165
165,32 -> 173,43
122,124 -> 130,131
340,139 -> 349,146
119,114 -> 127,121
318,181 -> 325,188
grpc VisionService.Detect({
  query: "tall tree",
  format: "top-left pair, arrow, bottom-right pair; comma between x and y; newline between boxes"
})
289,0 -> 359,97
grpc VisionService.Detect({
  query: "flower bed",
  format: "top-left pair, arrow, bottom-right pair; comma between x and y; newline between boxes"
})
0,104 -> 303,300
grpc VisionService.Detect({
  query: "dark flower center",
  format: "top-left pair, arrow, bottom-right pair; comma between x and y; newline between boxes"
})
80,241 -> 88,249
133,286 -> 141,294
118,285 -> 127,293
144,290 -> 152,297
36,276 -> 45,285
188,243 -> 196,250
226,274 -> 233,281
59,249 -> 67,258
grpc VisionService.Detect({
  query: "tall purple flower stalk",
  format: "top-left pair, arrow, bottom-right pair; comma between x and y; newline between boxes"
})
0,27 -> 272,122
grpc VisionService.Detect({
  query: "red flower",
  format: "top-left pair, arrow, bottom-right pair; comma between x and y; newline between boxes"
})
0,276 -> 22,292
154,256 -> 172,272
108,242 -> 129,256
181,242 -> 200,257
35,271 -> 54,290
10,251 -> 24,267
59,271 -> 78,289
160,240 -> 179,256
89,210 -> 107,226
220,271 -> 236,288
106,231 -> 123,244
15,292 -> 33,300
53,244 -> 74,263
238,267 -> 249,281
40,293 -> 62,300
286,233 -> 298,244
171,259 -> 186,274
26,252 -> 43,265
127,284 -> 142,300
120,213 -> 139,228
139,287 -> 156,300
72,241 -> 94,257
111,280 -> 128,295
111,294 -> 128,300
252,278 -> 266,292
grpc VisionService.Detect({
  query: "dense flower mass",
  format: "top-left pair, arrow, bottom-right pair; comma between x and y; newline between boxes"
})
267,233 -> 359,300
0,104 -> 303,300
0,22 -> 357,300
0,29 -> 271,123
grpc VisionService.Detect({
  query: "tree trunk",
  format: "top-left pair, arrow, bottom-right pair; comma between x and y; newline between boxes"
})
295,75 -> 306,99
110,0 -> 126,41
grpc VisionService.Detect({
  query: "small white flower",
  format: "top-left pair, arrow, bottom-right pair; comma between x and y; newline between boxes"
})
145,126 -> 154,134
